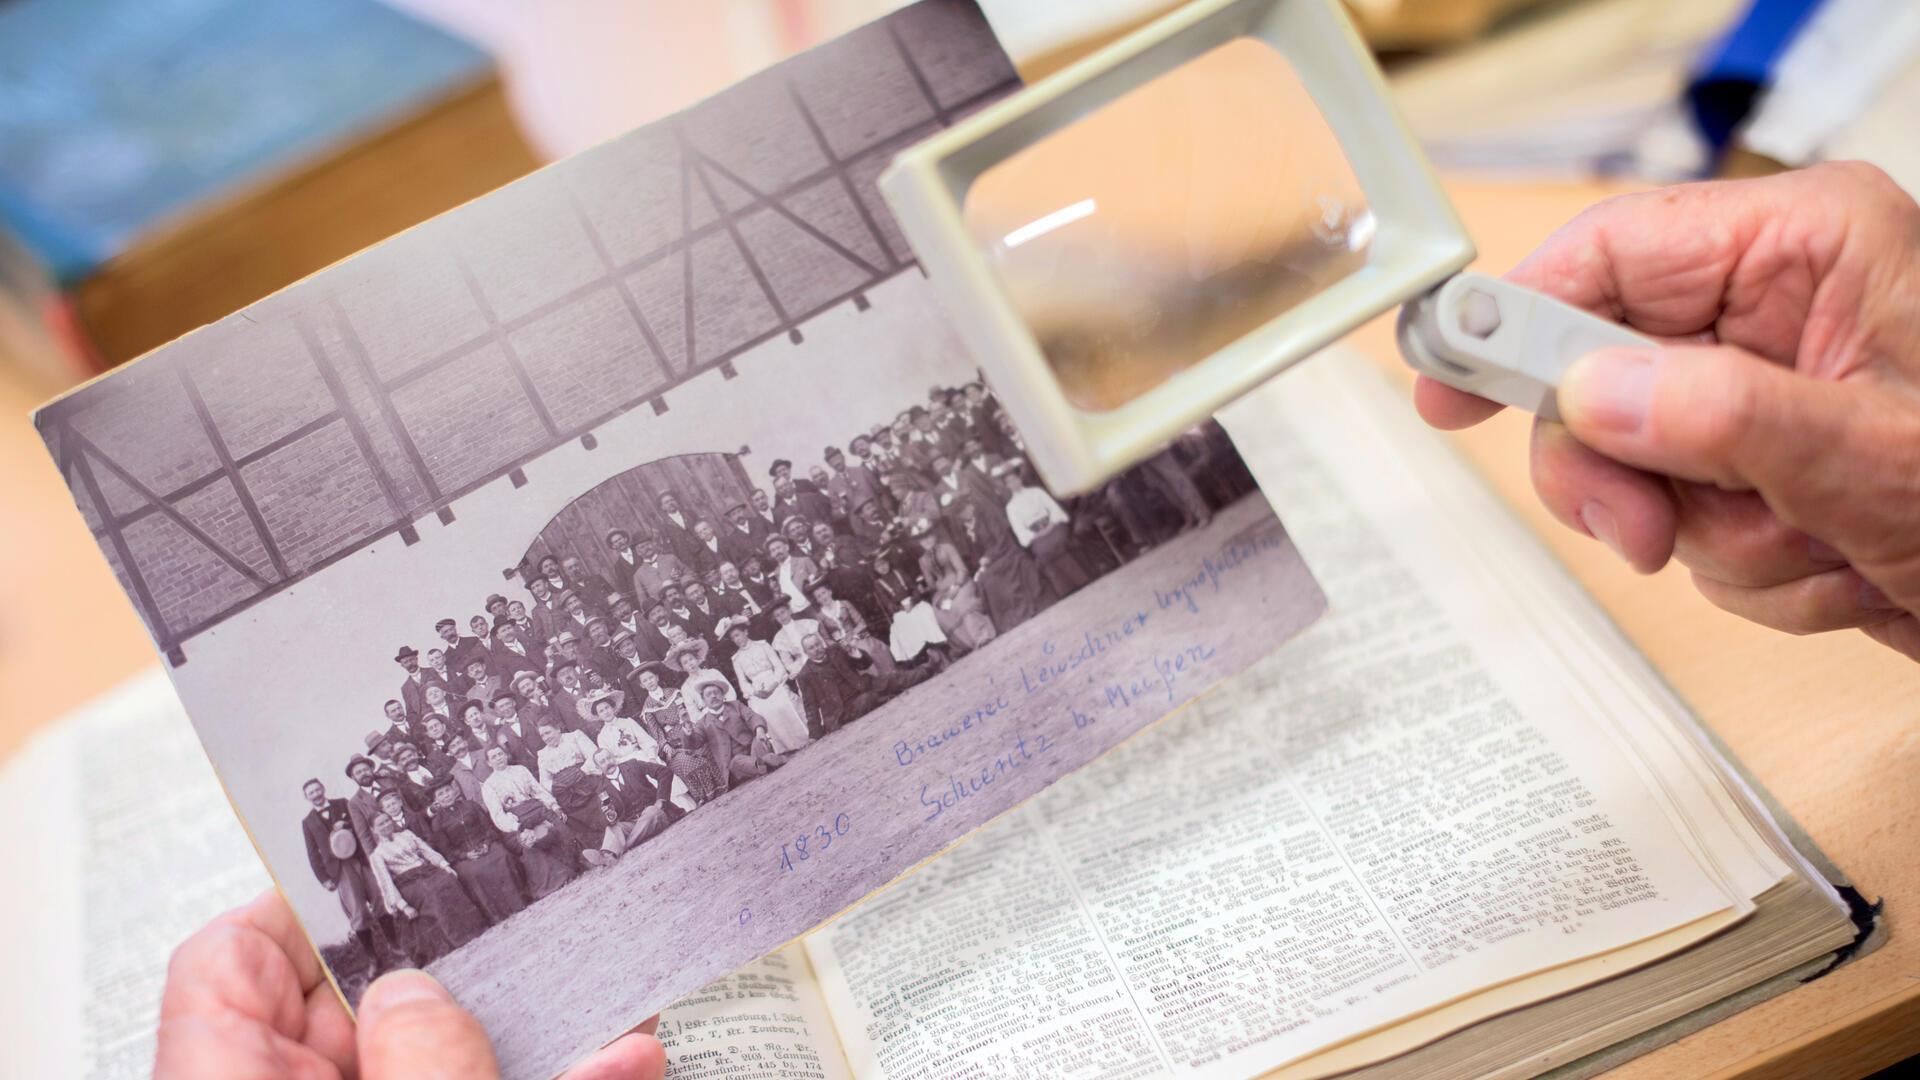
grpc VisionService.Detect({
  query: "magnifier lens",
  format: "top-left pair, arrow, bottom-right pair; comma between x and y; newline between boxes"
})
963,37 -> 1373,412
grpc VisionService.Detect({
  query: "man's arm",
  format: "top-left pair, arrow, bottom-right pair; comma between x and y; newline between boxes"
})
301,816 -> 334,887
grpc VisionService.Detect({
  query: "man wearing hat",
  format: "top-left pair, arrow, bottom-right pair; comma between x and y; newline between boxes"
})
865,424 -> 901,475
461,655 -> 503,713
604,527 -> 642,597
827,442 -> 887,520
524,577 -> 569,654
547,659 -> 593,736
484,593 -> 512,628
487,692 -> 544,770
557,589 -> 598,642
344,750 -> 392,861
393,645 -> 439,723
608,629 -> 653,696
634,601 -> 675,663
772,476 -> 832,531
682,579 -> 724,642
721,501 -> 768,568
560,555 -> 615,614
655,490 -> 703,567
685,518 -> 726,575
606,592 -> 645,643
300,778 -> 382,972
629,533 -> 688,609
489,623 -> 543,684
434,618 -> 485,682
580,616 -> 621,684
898,406 -> 942,478
765,535 -> 819,614
749,486 -> 780,534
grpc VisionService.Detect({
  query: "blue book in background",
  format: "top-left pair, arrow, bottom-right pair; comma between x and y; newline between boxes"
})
0,0 -> 535,376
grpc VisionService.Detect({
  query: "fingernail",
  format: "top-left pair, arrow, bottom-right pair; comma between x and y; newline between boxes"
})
1807,535 -> 1845,564
1580,501 -> 1627,562
1564,348 -> 1659,434
1860,580 -> 1900,611
365,970 -> 447,1008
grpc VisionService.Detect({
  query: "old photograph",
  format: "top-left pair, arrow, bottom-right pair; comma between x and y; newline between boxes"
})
36,3 -> 1325,1076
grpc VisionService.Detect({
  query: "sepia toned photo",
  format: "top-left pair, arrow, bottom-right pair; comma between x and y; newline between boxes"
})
36,3 -> 1325,1076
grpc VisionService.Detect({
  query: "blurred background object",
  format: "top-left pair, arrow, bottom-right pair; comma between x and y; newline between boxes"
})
0,0 -> 537,381
3,0 -> 1920,750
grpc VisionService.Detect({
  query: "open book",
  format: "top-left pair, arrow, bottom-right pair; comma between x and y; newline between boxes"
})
3,345 -> 1868,1079
653,351 -> 1871,1079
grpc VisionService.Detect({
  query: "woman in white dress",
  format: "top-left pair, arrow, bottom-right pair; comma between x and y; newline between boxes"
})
724,619 -> 811,754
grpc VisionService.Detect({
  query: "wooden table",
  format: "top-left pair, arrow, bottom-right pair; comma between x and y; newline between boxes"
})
1347,180 -> 1920,1080
1,169 -> 1911,1077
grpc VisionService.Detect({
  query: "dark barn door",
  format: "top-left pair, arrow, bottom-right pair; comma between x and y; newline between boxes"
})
519,452 -> 752,589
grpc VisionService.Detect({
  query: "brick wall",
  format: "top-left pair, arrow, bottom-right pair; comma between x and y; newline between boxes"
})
36,0 -> 1019,655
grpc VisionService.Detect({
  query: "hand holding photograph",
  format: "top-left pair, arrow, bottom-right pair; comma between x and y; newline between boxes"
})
34,3 -> 1326,1075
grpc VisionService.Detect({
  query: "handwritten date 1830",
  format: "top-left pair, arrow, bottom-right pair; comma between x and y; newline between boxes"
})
779,812 -> 851,873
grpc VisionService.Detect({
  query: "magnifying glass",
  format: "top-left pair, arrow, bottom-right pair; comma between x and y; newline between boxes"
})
879,0 -> 1649,494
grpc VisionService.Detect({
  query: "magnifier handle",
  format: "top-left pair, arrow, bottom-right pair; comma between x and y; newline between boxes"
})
1395,271 -> 1653,423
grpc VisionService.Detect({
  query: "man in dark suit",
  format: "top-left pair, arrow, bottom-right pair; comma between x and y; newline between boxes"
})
561,557 -> 616,614
589,748 -> 681,859
490,624 -> 543,684
486,692 -> 543,770
685,519 -> 726,575
434,618 -> 485,680
605,527 -> 642,600
300,778 -> 382,969
381,699 -> 424,757
524,577 -> 569,653
393,646 -> 437,722
655,491 -> 703,566
629,534 -> 688,609
721,502 -> 768,568
772,477 -> 833,531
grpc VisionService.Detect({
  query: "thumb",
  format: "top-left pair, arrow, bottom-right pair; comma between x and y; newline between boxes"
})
1557,344 -> 1866,519
357,971 -> 501,1080
1560,344 -> 1920,613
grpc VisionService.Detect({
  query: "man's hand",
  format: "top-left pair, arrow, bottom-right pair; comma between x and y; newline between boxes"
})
1416,162 -> 1920,661
154,890 -> 666,1080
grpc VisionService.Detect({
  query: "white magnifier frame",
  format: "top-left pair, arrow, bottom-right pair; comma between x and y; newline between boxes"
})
881,0 -> 1647,494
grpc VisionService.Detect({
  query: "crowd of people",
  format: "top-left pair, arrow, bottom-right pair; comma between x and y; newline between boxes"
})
298,380 -> 1252,975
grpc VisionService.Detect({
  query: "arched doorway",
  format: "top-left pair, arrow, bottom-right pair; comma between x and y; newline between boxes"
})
518,451 -> 752,587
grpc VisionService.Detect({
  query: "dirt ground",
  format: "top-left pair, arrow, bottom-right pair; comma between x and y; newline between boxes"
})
421,495 -> 1324,1078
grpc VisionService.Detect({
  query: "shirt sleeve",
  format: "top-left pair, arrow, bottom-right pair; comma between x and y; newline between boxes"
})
482,777 -> 517,832
368,844 -> 404,911
533,773 -> 562,815
411,832 -> 453,874
1008,494 -> 1037,546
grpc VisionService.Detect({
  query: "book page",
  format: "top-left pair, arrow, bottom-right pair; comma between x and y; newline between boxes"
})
0,673 -> 844,1079
804,354 -> 1746,1080
0,672 -> 268,1080
657,947 -> 852,1080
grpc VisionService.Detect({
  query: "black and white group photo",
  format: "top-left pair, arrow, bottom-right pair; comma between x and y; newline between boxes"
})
300,375 -> 1260,983
46,6 -> 1325,1073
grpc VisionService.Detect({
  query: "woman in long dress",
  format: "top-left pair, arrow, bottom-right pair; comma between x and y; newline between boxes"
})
954,498 -> 1053,631
365,811 -> 486,964
1002,468 -> 1091,595
725,620 -> 812,754
477,746 -> 580,900
630,662 -> 723,807
911,518 -> 998,653
809,581 -> 891,661
425,779 -> 525,925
